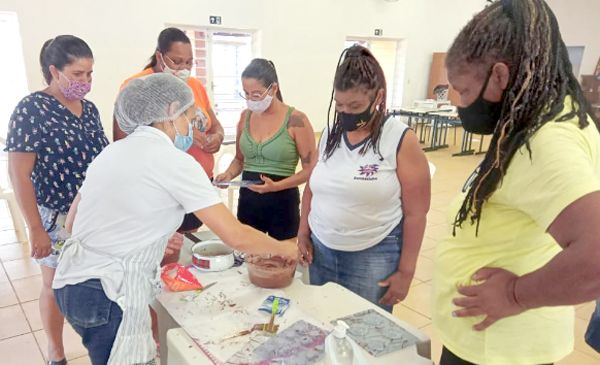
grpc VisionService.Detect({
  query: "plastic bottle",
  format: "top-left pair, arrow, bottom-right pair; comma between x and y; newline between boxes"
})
326,320 -> 354,365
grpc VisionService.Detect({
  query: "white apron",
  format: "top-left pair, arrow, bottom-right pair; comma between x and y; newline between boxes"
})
59,235 -> 168,365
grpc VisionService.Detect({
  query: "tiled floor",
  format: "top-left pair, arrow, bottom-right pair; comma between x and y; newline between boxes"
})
0,199 -> 95,365
0,131 -> 599,364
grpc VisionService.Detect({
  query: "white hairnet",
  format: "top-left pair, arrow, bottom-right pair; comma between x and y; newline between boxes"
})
114,73 -> 194,134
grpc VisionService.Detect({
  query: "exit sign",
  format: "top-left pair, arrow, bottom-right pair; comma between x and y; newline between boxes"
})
374,29 -> 383,36
209,16 -> 222,25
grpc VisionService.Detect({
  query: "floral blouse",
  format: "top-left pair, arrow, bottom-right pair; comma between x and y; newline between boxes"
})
5,92 -> 109,213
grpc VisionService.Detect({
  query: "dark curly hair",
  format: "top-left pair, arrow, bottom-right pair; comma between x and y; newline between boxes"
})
447,0 -> 599,233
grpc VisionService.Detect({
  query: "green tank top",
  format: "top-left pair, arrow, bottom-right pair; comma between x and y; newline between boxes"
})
239,107 -> 299,177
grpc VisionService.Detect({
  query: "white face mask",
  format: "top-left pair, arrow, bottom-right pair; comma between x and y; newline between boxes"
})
246,94 -> 273,113
161,54 -> 191,81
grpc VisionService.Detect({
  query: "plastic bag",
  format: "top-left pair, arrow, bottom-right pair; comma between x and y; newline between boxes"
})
258,295 -> 291,316
161,263 -> 203,292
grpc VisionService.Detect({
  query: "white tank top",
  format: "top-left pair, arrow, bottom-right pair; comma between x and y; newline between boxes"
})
308,117 -> 408,251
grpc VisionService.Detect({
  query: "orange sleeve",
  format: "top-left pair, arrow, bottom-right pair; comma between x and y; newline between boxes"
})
120,68 -> 154,90
198,81 -> 211,109
188,78 -> 211,110
119,79 -> 130,91
114,69 -> 155,140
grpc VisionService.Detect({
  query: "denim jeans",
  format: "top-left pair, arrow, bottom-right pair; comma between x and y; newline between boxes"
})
309,223 -> 402,312
55,279 -> 124,365
585,299 -> 600,353
440,346 -> 553,365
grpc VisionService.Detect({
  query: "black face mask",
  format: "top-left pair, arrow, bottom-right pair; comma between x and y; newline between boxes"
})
338,100 -> 375,132
457,70 -> 503,135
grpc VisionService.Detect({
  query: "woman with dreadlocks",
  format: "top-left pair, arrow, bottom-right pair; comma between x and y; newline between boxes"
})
297,45 -> 431,312
432,0 -> 600,364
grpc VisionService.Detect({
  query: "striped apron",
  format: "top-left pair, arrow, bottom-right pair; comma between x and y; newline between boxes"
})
59,236 -> 168,365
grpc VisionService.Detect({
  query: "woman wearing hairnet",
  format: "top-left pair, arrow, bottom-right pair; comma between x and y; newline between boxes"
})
51,73 -> 298,365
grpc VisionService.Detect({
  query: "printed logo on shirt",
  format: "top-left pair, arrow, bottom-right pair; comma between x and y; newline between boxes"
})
354,164 -> 379,181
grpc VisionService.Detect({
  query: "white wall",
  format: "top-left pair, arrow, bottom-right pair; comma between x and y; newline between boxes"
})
546,0 -> 600,78
2,0 -> 596,135
0,11 -> 28,138
0,0 -> 489,135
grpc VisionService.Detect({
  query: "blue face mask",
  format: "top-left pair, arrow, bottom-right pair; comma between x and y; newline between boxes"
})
172,119 -> 193,152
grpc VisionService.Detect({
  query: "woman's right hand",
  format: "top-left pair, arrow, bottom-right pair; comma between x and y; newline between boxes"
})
274,240 -> 300,264
214,171 -> 233,189
214,171 -> 232,182
29,226 -> 52,259
297,234 -> 313,266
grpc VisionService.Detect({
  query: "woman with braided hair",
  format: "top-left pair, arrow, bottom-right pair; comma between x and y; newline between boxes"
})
297,45 -> 431,312
432,0 -> 600,364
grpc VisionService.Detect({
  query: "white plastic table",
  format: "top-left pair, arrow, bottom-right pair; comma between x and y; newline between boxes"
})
163,280 -> 433,365
153,232 -> 433,365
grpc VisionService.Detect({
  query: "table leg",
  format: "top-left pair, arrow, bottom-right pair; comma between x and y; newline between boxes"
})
423,117 -> 436,151
453,128 -> 475,156
415,339 -> 432,362
418,117 -> 427,144
442,120 -> 449,146
475,134 -> 487,155
151,299 -> 180,365
424,116 -> 449,152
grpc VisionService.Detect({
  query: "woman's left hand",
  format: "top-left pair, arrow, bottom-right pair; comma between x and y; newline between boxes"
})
200,133 -> 223,153
378,271 -> 413,306
453,267 -> 526,331
165,232 -> 184,256
248,175 -> 279,194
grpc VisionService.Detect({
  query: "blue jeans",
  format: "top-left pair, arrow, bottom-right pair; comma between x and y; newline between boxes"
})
309,223 -> 402,312
585,299 -> 600,353
55,279 -> 123,365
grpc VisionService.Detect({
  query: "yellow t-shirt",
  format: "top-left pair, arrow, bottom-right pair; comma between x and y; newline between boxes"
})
433,104 -> 600,365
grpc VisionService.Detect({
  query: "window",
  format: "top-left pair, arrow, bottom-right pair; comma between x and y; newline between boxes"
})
345,38 -> 407,110
180,27 -> 254,137
567,46 -> 585,79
